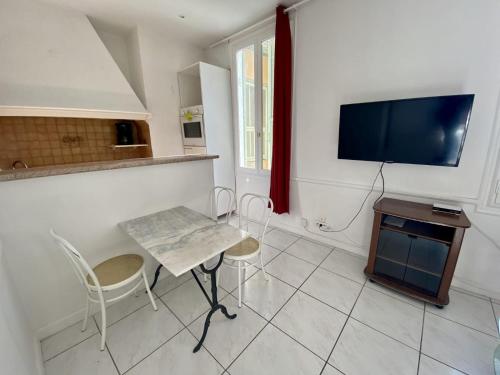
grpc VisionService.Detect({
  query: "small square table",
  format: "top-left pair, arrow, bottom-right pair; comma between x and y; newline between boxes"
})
119,206 -> 248,352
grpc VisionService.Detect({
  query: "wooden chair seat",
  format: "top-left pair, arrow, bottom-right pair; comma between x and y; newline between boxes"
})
87,254 -> 144,286
225,237 -> 260,258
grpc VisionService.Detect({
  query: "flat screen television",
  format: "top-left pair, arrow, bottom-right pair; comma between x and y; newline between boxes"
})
338,94 -> 474,167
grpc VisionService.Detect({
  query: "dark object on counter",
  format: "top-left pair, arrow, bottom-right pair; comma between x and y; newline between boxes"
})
116,121 -> 135,145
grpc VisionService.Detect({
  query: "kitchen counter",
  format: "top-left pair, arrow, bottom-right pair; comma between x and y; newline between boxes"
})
0,154 -> 218,182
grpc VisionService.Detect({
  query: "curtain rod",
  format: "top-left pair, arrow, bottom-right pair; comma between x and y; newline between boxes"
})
208,0 -> 313,49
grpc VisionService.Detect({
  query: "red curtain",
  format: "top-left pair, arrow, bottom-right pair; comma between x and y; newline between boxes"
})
269,5 -> 293,214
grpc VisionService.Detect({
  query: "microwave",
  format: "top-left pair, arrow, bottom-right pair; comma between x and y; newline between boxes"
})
180,106 -> 206,147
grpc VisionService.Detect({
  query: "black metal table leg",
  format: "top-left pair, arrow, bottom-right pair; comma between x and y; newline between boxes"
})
191,252 -> 236,353
149,264 -> 163,291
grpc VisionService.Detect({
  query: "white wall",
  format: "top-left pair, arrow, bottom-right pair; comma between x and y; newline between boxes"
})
91,23 -> 149,109
126,28 -> 148,108
0,160 -> 215,337
0,245 -> 43,375
204,43 -> 230,69
0,0 -> 146,115
137,27 -> 204,156
92,25 -> 133,85
227,0 -> 500,299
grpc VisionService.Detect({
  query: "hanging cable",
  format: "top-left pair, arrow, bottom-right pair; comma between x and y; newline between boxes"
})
319,162 -> 385,233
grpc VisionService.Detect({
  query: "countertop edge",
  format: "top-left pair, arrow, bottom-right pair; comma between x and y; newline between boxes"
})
0,154 -> 219,182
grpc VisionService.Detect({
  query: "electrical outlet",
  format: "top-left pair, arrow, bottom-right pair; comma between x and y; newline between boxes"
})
315,218 -> 331,230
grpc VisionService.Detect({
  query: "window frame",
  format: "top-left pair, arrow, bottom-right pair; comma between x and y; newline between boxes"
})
230,24 -> 275,176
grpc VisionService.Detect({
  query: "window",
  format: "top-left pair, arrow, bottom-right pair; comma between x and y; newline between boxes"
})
233,30 -> 275,171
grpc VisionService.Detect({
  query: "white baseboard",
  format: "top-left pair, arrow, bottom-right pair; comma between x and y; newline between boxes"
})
269,220 -> 500,301
36,270 -> 169,340
37,307 -> 86,341
33,336 -> 45,374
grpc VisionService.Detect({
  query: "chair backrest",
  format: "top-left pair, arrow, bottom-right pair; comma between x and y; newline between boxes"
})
210,186 -> 236,224
238,193 -> 274,243
49,229 -> 101,293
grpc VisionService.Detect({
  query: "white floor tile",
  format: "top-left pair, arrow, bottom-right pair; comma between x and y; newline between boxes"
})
285,238 -> 332,265
217,263 -> 258,293
228,215 -> 239,227
217,244 -> 280,293
265,252 -> 316,288
235,272 -> 296,320
322,364 -> 344,375
189,294 -> 267,368
330,318 -> 419,375
320,248 -> 367,284
272,291 -> 347,360
106,302 -> 183,373
153,271 -> 192,297
94,292 -> 157,329
351,287 -> 423,349
230,217 -> 271,231
418,355 -> 466,374
263,228 -> 299,250
41,319 -> 99,361
162,278 -> 227,325
365,279 -> 424,309
242,221 -> 266,239
300,268 -> 362,314
229,324 -> 324,375
427,289 -> 498,337
259,243 -> 282,264
125,329 -> 225,375
44,335 -> 118,375
422,312 -> 500,375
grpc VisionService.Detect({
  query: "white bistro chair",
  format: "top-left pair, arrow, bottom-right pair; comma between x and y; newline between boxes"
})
210,186 -> 236,223
50,229 -> 158,351
203,186 -> 236,282
221,193 -> 274,307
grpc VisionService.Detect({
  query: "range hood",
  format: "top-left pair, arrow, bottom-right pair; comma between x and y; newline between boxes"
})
0,0 -> 150,120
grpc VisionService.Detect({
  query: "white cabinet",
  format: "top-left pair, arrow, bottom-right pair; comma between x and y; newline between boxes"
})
178,62 -> 235,215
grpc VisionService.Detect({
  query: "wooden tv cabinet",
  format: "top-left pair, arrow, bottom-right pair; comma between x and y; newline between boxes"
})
365,198 -> 470,306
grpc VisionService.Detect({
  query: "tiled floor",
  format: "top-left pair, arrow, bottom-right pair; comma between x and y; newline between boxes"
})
42,227 -> 500,375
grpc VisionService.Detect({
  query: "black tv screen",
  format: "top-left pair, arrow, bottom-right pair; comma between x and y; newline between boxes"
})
338,94 -> 474,167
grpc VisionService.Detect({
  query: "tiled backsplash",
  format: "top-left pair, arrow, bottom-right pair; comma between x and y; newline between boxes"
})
0,117 -> 152,170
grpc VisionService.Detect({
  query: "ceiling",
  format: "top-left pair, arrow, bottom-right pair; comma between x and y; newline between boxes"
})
38,0 -> 297,47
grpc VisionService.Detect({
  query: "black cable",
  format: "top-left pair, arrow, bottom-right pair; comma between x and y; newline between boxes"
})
319,162 -> 385,233
374,161 -> 385,205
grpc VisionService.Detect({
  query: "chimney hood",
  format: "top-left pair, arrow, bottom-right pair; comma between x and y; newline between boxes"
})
0,0 -> 150,120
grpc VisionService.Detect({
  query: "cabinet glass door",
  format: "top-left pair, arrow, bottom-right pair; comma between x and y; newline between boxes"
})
407,237 -> 449,276
376,229 -> 411,263
374,229 -> 412,280
404,268 -> 441,296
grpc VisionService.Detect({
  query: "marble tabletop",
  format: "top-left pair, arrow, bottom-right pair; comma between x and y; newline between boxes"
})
119,206 -> 249,277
